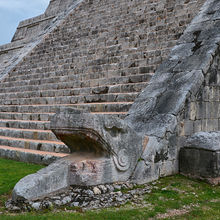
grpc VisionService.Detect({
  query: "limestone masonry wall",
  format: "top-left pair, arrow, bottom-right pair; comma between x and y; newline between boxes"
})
127,0 -> 220,184
179,52 -> 220,136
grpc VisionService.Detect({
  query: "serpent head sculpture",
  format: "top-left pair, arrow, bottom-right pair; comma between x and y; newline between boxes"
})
50,108 -> 143,186
12,108 -> 144,201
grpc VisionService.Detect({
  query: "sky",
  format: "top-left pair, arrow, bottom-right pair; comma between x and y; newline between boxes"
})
0,0 -> 50,45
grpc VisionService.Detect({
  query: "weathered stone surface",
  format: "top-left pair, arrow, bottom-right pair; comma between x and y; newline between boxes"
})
8,182 -> 153,211
93,187 -> 101,195
185,131 -> 220,151
125,0 -> 220,185
180,132 -> 220,184
12,158 -> 70,201
51,108 -> 143,184
31,202 -> 41,211
130,135 -> 178,184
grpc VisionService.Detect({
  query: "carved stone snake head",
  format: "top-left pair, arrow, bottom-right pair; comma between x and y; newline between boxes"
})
51,108 -> 143,186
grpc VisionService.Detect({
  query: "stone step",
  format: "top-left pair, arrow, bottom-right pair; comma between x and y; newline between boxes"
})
0,119 -> 51,130
0,112 -> 127,141
0,82 -> 148,100
0,112 -> 54,121
0,74 -> 152,94
0,111 -> 127,121
1,93 -> 138,105
5,55 -> 153,81
0,145 -> 68,165
0,136 -> 69,153
90,112 -> 127,119
0,102 -> 133,113
0,127 -> 57,141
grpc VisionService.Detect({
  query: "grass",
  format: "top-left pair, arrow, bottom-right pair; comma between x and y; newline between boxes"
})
1,158 -> 220,219
0,158 -> 44,195
0,158 -> 44,209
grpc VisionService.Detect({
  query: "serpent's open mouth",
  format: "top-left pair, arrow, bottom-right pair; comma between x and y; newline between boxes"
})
52,128 -> 114,157
51,127 -> 116,186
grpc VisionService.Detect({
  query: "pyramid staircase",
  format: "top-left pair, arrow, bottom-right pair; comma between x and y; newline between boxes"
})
0,0 -> 205,164
0,61 -> 153,163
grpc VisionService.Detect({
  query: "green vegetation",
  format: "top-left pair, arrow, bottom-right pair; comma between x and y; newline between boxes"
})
0,158 -> 44,196
0,158 -> 44,209
1,158 -> 220,219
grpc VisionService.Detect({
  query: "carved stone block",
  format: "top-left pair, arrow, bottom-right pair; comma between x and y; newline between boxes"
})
180,131 -> 220,185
